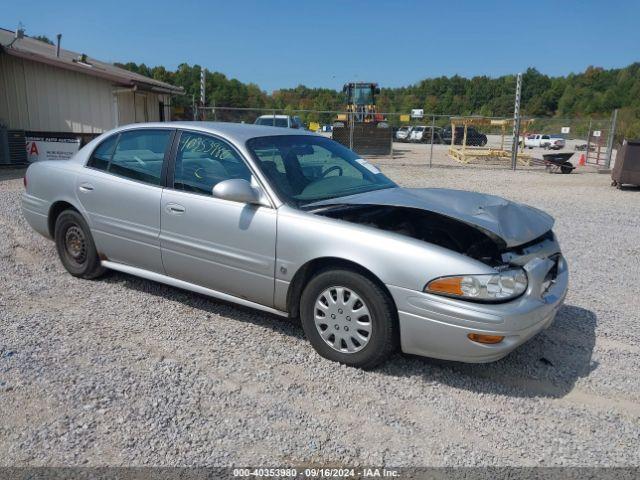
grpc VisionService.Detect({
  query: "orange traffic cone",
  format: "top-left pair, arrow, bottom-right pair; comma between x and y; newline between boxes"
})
578,153 -> 586,166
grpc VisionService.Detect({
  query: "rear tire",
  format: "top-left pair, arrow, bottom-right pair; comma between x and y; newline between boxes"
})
300,268 -> 398,369
54,209 -> 105,279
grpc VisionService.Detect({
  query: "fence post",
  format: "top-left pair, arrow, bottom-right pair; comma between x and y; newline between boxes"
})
349,112 -> 354,151
510,73 -> 523,171
605,109 -> 618,169
429,115 -> 436,168
389,117 -> 394,161
585,118 -> 592,163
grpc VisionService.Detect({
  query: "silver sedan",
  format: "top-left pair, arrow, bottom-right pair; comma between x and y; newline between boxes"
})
22,122 -> 568,369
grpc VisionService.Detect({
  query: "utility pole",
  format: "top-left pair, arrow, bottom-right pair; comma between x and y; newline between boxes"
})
200,68 -> 206,120
510,73 -> 523,171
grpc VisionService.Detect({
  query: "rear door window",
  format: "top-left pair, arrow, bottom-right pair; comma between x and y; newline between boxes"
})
87,135 -> 118,171
108,130 -> 171,185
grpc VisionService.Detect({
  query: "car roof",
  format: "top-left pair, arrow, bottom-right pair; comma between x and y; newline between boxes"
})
111,121 -> 316,143
256,115 -> 290,119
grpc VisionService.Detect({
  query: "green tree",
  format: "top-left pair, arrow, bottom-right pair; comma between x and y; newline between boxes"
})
31,35 -> 54,45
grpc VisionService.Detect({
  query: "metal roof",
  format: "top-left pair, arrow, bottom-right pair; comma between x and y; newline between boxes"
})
0,28 -> 183,94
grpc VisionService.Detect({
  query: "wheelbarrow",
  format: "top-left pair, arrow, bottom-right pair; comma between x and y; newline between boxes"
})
532,153 -> 575,174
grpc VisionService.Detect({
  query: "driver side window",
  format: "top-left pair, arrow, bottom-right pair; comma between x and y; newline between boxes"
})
173,132 -> 252,196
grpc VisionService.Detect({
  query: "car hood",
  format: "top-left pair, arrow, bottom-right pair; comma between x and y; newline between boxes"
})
307,187 -> 554,248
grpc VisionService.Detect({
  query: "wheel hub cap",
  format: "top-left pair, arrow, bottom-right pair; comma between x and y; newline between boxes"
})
65,226 -> 87,263
314,286 -> 372,353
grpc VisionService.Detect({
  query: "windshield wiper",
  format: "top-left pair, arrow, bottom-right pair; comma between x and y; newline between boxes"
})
303,203 -> 368,214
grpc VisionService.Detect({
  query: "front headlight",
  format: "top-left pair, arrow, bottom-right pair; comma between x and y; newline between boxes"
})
425,268 -> 528,302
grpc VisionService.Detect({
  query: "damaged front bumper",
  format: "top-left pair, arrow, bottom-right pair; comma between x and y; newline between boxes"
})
390,255 -> 568,363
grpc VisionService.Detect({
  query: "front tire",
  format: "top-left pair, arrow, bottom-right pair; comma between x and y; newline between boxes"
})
300,268 -> 398,369
54,209 -> 105,279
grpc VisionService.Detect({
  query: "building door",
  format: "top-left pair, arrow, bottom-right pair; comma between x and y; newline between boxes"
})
134,93 -> 148,122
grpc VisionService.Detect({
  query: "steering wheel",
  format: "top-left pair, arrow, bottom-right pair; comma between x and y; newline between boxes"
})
321,165 -> 343,178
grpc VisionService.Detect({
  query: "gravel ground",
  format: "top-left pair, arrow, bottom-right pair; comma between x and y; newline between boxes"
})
0,162 -> 639,467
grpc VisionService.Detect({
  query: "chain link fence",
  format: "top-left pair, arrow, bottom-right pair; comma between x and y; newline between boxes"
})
190,105 -> 619,171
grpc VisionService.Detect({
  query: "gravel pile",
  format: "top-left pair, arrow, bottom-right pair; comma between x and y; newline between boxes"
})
1,164 -> 639,467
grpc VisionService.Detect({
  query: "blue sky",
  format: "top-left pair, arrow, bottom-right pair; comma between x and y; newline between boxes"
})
4,0 -> 640,92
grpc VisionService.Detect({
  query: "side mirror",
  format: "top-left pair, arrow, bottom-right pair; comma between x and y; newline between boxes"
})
212,179 -> 265,205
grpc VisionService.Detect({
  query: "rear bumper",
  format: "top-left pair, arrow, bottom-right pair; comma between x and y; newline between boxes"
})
21,193 -> 51,239
390,256 -> 568,363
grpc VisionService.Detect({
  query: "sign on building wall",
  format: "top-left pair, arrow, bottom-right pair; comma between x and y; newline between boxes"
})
25,133 -> 81,162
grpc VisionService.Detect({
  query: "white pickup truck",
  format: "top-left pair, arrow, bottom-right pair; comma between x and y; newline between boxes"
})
524,134 -> 566,150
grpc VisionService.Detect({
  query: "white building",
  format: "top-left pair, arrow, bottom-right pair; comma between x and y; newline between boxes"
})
0,27 -> 183,164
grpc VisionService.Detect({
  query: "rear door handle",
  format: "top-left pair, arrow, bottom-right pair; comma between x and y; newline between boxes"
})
165,203 -> 186,214
78,183 -> 94,192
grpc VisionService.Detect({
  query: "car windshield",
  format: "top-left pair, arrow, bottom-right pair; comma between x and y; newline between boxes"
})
247,135 -> 396,208
256,117 -> 288,128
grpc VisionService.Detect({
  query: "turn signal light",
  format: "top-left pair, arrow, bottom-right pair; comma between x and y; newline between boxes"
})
425,276 -> 463,296
467,333 -> 505,344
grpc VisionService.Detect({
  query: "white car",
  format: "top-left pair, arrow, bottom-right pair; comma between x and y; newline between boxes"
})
409,126 -> 426,142
548,136 -> 566,150
395,126 -> 413,142
255,115 -> 304,129
524,134 -> 565,150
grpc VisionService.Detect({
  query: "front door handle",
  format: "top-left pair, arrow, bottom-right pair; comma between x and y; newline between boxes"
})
165,203 -> 186,214
78,183 -> 94,192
